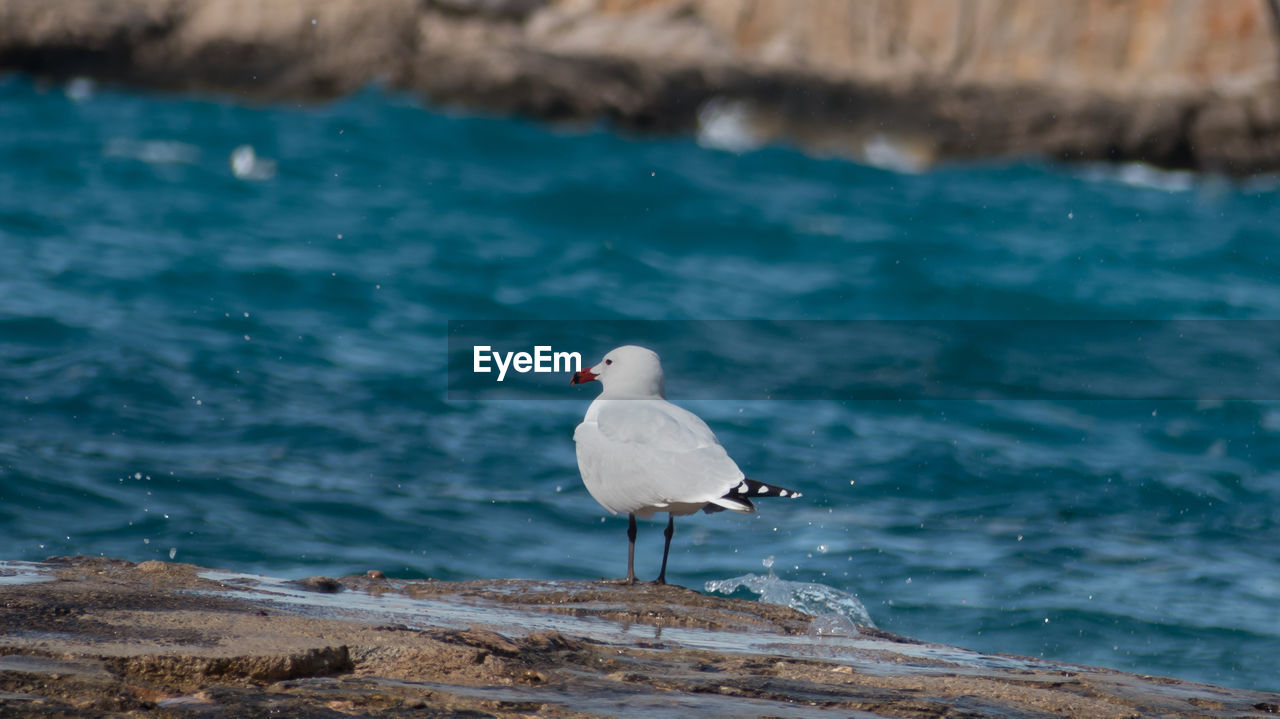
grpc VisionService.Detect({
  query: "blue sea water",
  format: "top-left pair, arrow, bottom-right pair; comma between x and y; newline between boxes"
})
2,75 -> 1279,691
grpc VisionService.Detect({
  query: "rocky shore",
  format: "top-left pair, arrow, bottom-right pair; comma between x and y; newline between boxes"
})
1,556 -> 1278,718
3,0 -> 1280,173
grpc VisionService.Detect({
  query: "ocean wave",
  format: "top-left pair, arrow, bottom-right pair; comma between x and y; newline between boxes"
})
104,138 -> 202,165
1076,161 -> 1196,192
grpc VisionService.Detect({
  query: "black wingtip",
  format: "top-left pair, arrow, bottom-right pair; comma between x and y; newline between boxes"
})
724,478 -> 803,501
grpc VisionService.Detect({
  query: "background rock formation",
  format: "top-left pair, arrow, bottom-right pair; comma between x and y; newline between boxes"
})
3,0 -> 1280,172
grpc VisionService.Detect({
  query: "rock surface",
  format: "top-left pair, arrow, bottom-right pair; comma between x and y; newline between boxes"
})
1,556 -> 1278,718
3,0 -> 1280,173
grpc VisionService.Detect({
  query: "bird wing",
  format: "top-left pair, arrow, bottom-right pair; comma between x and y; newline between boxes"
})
574,399 -> 745,515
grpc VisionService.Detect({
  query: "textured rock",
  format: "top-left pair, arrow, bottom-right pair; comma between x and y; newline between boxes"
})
1,556 -> 1278,718
2,0 -> 1280,172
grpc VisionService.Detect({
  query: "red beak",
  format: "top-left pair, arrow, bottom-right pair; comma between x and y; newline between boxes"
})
570,366 -> 598,385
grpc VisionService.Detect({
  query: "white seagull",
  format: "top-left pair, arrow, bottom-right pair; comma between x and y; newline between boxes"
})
570,345 -> 802,584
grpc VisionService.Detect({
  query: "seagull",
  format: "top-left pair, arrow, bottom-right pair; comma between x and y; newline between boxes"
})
570,345 -> 802,585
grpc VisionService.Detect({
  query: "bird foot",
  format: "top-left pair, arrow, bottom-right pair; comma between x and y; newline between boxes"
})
606,576 -> 638,586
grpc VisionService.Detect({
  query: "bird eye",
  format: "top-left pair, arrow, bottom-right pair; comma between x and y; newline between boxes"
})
605,359 -> 613,365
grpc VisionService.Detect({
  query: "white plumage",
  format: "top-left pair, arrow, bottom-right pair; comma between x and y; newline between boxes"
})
570,345 -> 801,584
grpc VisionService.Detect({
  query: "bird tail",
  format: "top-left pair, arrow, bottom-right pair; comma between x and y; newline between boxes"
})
704,478 -> 803,514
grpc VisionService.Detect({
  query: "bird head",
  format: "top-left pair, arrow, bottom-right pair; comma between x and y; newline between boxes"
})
571,345 -> 666,399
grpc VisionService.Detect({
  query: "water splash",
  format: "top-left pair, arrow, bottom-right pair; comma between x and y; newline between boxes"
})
65,77 -> 95,102
705,573 -> 875,630
860,133 -> 931,174
230,145 -> 277,180
695,97 -> 765,153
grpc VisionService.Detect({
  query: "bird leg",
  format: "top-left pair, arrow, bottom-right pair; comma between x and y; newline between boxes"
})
654,515 -> 675,585
623,513 -> 638,585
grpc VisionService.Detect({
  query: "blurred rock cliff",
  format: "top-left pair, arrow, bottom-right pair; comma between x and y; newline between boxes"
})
4,0 -> 1280,173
